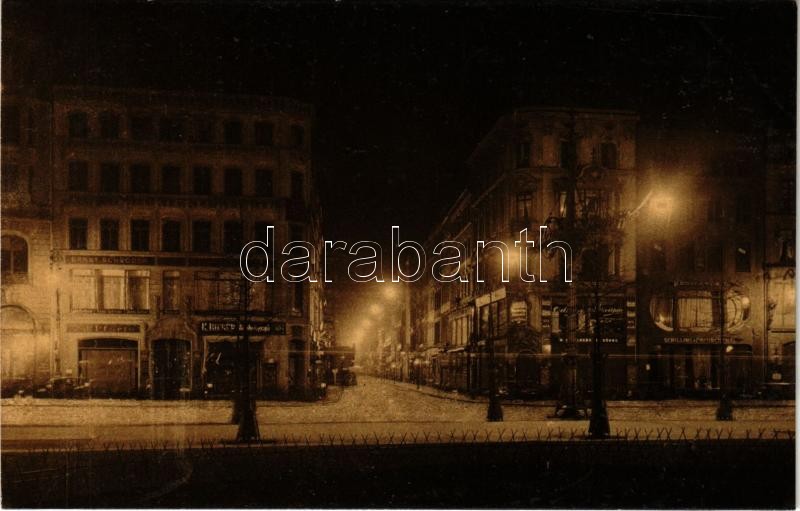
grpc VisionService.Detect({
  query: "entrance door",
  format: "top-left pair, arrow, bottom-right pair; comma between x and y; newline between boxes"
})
288,340 -> 305,397
78,339 -> 138,396
205,341 -> 261,398
152,339 -> 191,399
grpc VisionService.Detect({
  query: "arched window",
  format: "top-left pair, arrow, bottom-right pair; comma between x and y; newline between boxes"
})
1,235 -> 28,277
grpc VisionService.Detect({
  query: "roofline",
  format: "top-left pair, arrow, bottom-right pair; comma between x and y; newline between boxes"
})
50,85 -> 315,117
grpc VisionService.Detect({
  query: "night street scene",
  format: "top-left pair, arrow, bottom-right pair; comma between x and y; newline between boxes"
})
0,1 -> 796,509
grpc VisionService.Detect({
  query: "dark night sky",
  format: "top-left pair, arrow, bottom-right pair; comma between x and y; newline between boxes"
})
3,1 -> 796,244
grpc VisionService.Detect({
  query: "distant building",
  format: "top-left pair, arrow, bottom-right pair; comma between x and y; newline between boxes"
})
2,86 -> 326,399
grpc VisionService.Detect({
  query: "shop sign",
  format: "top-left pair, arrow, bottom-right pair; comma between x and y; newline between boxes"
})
663,336 -> 737,345
67,323 -> 141,333
510,300 -> 528,324
558,337 -> 621,344
65,255 -> 156,265
200,321 -> 287,335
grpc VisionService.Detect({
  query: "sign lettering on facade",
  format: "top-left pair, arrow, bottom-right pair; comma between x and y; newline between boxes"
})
200,321 -> 287,335
66,324 -> 141,333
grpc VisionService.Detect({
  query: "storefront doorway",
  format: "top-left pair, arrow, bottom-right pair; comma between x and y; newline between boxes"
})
152,339 -> 191,399
78,339 -> 138,397
204,341 -> 261,398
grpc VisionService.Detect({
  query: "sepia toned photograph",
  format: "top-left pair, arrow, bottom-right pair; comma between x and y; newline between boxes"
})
0,0 -> 796,508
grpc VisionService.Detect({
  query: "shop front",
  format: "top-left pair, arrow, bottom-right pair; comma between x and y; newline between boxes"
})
63,323 -> 144,398
641,283 -> 757,397
199,320 -> 285,399
77,338 -> 138,397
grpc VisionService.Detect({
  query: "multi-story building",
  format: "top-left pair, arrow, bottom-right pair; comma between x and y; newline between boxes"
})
1,91 -> 54,396
2,85 -> 326,400
636,126 -> 770,397
763,128 -> 795,390
414,107 -> 640,398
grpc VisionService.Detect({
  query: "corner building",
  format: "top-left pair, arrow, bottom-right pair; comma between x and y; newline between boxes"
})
48,87 -> 324,399
413,107 -> 639,398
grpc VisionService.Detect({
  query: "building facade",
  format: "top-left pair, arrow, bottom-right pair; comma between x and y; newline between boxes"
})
2,86 -> 326,399
636,127 -> 772,397
411,107 -> 640,398
1,92 -> 54,396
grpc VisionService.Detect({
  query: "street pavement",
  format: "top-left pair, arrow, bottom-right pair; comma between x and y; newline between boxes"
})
2,375 -> 794,449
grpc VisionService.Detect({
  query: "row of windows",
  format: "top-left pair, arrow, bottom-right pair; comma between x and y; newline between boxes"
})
69,269 -> 305,314
68,218 -> 305,254
65,110 -> 306,147
67,161 -> 304,199
513,140 -> 619,169
649,241 -> 752,273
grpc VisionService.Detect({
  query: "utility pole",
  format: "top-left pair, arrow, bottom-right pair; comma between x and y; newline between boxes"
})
553,114 -> 586,420
233,271 -> 260,442
716,258 -> 734,421
588,281 -> 611,437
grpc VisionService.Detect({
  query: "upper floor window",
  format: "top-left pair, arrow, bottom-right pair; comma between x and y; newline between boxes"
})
99,112 -> 120,140
161,165 -> 181,194
192,166 -> 212,195
224,167 -> 243,196
1,235 -> 28,276
2,105 -> 20,145
600,142 -> 618,168
69,218 -> 88,250
162,220 -> 182,252
68,112 -> 89,138
223,221 -> 243,254
192,220 -> 212,253
100,163 -> 121,193
735,195 -> 751,224
130,220 -> 150,251
291,171 -> 304,201
515,191 -> 533,220
68,161 -> 89,192
224,120 -> 243,145
735,243 -> 751,273
515,141 -> 530,168
163,271 -> 182,312
290,125 -> 305,148
255,168 -> 273,197
196,117 -> 215,144
129,115 -> 154,141
130,164 -> 151,193
560,140 -> 575,169
100,219 -> 120,250
706,244 -> 723,273
255,121 -> 274,146
159,117 -> 185,142
707,199 -> 724,223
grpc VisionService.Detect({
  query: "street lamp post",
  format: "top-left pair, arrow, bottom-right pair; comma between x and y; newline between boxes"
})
487,335 -> 503,422
716,267 -> 734,420
588,283 -> 610,438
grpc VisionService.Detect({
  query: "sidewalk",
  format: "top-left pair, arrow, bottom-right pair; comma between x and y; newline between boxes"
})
380,376 -> 796,408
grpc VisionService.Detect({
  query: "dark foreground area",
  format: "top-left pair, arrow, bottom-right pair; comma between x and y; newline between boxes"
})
3,439 -> 794,508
